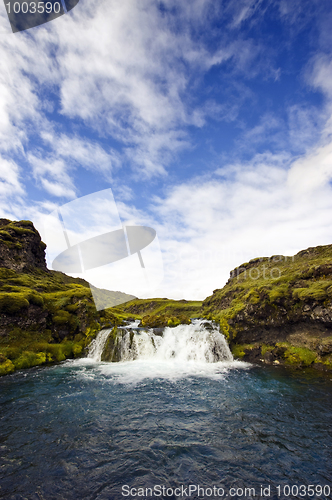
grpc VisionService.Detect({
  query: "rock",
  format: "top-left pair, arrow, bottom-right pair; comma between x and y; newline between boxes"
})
318,343 -> 332,355
200,321 -> 214,331
0,219 -> 47,272
263,351 -> 275,364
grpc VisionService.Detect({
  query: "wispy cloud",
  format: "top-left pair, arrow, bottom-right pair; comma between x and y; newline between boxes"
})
0,157 -> 25,196
146,142 -> 332,299
27,154 -> 76,198
0,0 -> 271,187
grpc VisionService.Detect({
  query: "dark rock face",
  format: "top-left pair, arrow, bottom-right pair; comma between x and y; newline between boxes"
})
101,327 -> 135,362
0,219 -> 47,272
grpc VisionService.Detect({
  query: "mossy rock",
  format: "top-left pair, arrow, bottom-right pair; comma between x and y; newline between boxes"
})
141,313 -> 191,328
0,358 -> 15,376
0,293 -> 29,314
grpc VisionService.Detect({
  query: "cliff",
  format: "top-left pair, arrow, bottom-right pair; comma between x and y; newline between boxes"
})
202,245 -> 332,370
0,219 -> 135,376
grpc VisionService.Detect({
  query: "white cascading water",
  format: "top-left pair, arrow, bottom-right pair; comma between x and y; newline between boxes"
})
87,328 -> 112,362
87,320 -> 233,364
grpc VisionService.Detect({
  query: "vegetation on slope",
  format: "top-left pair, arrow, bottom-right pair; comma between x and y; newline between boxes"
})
202,245 -> 332,369
0,266 -> 135,375
116,298 -> 202,327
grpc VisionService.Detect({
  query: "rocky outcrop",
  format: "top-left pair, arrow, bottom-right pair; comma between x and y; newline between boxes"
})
0,219 -> 47,271
202,245 -> 332,370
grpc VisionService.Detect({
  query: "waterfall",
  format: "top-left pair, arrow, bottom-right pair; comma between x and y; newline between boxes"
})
88,320 -> 233,364
87,328 -> 112,362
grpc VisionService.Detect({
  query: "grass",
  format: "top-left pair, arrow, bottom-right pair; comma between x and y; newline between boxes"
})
0,263 -> 135,375
275,342 -> 318,366
202,244 -> 332,338
116,297 -> 202,329
117,297 -> 203,318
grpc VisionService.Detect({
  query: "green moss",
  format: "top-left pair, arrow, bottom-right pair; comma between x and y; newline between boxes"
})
201,244 -> 332,348
214,299 -> 245,340
16,220 -> 34,227
261,344 -> 274,355
53,310 -> 72,324
140,312 -> 191,328
13,351 -> 47,370
323,355 -> 332,368
66,303 -> 80,313
117,298 -> 202,319
269,284 -> 289,303
285,346 -> 317,366
0,358 -> 15,376
219,316 -> 231,340
0,230 -> 14,240
231,344 -> 246,358
244,289 -> 260,304
167,316 -> 191,327
73,344 -> 83,357
292,281 -> 332,301
231,343 -> 258,358
28,293 -> 44,307
0,293 -> 29,314
275,342 -> 317,366
7,225 -> 35,236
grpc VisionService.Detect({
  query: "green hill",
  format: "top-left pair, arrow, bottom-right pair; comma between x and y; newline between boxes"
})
202,245 -> 332,370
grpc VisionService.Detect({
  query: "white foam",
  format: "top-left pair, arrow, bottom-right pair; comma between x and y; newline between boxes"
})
77,320 -> 250,384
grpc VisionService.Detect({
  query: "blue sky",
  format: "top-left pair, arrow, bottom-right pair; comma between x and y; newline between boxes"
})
0,0 -> 332,299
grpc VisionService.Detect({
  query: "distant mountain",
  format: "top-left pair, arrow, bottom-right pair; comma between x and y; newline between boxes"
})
89,285 -> 136,309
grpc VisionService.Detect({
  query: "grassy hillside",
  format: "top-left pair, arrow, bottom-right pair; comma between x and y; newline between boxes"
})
116,297 -> 202,327
0,265 -> 136,376
2,218 -> 332,375
202,245 -> 332,370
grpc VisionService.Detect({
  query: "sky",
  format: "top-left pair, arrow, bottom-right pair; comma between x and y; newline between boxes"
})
0,0 -> 332,300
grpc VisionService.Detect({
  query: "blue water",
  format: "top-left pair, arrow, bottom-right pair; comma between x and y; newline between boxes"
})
0,359 -> 332,500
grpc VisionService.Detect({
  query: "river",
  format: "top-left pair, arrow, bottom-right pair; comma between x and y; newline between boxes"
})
0,321 -> 331,499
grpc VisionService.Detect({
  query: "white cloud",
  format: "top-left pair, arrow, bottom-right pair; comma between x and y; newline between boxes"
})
309,54 -> 332,99
40,178 -> 76,198
27,154 -> 76,199
0,0 -> 267,184
145,144 -> 332,300
40,132 -> 120,175
0,157 -> 25,196
287,141 -> 332,194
